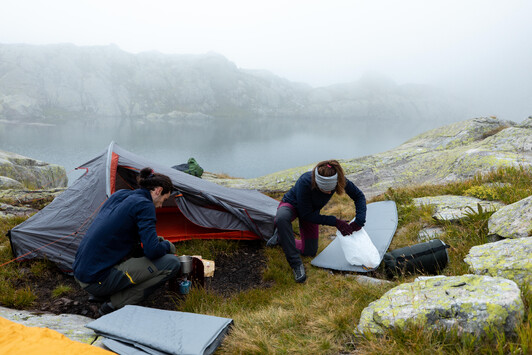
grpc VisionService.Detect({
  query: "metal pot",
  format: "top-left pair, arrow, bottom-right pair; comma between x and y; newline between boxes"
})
177,255 -> 193,275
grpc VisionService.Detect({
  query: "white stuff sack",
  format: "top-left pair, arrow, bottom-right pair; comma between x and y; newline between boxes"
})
337,227 -> 381,268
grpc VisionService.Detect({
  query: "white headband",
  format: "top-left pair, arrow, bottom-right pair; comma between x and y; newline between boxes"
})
314,167 -> 337,192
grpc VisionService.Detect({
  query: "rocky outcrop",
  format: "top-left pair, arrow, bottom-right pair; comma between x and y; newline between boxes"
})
0,43 -> 467,134
209,117 -> 532,198
464,238 -> 532,288
488,195 -> 532,239
412,195 -> 504,221
0,150 -> 67,189
357,275 -> 524,336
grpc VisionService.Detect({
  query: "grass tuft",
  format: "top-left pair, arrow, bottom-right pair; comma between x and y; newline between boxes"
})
51,284 -> 73,298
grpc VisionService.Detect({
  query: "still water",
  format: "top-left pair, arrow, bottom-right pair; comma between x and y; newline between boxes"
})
0,119 -> 408,184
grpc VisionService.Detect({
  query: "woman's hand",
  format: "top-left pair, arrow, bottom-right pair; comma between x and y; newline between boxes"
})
336,219 -> 354,236
350,221 -> 362,231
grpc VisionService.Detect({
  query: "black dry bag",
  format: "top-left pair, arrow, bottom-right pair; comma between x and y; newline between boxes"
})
383,239 -> 450,276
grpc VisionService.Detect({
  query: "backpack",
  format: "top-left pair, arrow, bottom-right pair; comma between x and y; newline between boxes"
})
171,157 -> 204,178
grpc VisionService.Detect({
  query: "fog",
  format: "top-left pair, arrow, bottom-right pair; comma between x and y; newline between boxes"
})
1,1 -> 531,180
1,0 -> 531,120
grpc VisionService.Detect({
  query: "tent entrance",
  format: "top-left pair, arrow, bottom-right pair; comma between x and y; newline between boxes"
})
156,206 -> 258,242
112,166 -> 259,241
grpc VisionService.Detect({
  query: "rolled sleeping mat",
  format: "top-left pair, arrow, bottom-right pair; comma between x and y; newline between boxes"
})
383,239 -> 450,276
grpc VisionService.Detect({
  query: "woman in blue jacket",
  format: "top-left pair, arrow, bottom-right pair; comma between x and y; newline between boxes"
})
73,167 -> 180,315
268,160 -> 366,283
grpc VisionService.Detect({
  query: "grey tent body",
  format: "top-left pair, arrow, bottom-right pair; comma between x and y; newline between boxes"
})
8,142 -> 278,272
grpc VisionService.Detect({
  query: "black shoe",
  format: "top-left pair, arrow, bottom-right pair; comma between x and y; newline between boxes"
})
88,294 -> 106,303
98,302 -> 115,316
266,230 -> 279,247
292,264 -> 307,283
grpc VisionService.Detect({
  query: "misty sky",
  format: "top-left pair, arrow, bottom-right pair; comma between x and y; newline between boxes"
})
1,0 -> 531,120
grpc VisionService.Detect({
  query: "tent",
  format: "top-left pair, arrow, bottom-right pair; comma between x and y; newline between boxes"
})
8,142 -> 278,272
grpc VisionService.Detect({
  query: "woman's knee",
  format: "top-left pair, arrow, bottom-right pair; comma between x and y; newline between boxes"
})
275,207 -> 293,227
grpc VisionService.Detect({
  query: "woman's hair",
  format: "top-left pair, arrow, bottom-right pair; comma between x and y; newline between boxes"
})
138,167 -> 173,195
311,160 -> 346,195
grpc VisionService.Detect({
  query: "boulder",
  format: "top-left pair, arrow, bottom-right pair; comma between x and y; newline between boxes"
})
417,227 -> 445,242
0,150 -> 67,189
412,195 -> 504,221
0,176 -> 23,189
488,195 -> 532,239
0,306 -> 100,345
357,275 -> 524,336
345,274 -> 393,287
464,238 -> 532,288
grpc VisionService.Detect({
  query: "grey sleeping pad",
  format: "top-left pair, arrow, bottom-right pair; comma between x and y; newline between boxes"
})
86,305 -> 233,355
311,201 -> 398,272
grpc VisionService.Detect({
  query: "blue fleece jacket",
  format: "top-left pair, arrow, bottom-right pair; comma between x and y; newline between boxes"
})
282,171 -> 367,227
73,188 -> 172,283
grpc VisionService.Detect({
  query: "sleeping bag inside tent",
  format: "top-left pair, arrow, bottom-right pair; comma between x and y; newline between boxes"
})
8,142 -> 278,272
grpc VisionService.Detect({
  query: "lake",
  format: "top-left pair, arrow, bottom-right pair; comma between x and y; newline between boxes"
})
0,118 -> 413,185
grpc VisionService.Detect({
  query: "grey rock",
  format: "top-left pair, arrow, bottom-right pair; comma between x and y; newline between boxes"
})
0,202 -> 37,218
0,176 -> 23,189
464,237 -> 532,288
0,150 -> 67,189
412,195 -> 504,221
345,274 -> 393,287
488,195 -> 532,239
0,306 -> 100,345
0,188 -> 65,204
357,275 -> 524,336
418,227 -> 445,242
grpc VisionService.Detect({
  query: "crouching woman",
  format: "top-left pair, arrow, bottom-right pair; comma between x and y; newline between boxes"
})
268,160 -> 367,283
73,167 -> 180,315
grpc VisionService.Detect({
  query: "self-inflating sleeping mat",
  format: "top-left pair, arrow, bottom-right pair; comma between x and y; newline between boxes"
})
311,200 -> 398,272
85,305 -> 233,355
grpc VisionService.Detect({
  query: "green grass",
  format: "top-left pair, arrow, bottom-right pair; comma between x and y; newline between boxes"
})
0,166 -> 531,354
51,284 -> 73,298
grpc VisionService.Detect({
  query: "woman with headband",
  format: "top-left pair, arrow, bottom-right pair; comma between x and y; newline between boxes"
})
267,160 -> 366,283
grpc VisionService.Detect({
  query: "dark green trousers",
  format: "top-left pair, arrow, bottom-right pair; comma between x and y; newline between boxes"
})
77,254 -> 180,309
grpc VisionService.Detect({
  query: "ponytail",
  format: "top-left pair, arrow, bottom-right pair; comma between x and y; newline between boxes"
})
138,167 -> 173,194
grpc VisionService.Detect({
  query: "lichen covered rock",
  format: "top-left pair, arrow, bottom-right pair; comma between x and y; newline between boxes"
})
412,195 -> 504,221
0,176 -> 23,189
0,306 -> 98,345
0,150 -> 67,189
357,275 -> 524,336
464,238 -> 532,288
488,195 -> 532,239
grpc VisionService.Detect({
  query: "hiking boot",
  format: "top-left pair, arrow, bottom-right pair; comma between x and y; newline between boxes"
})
292,264 -> 307,283
98,302 -> 115,316
266,230 -> 279,247
88,294 -> 106,303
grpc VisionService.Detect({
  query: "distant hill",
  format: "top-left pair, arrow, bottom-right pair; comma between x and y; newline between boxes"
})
0,43 -> 469,134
